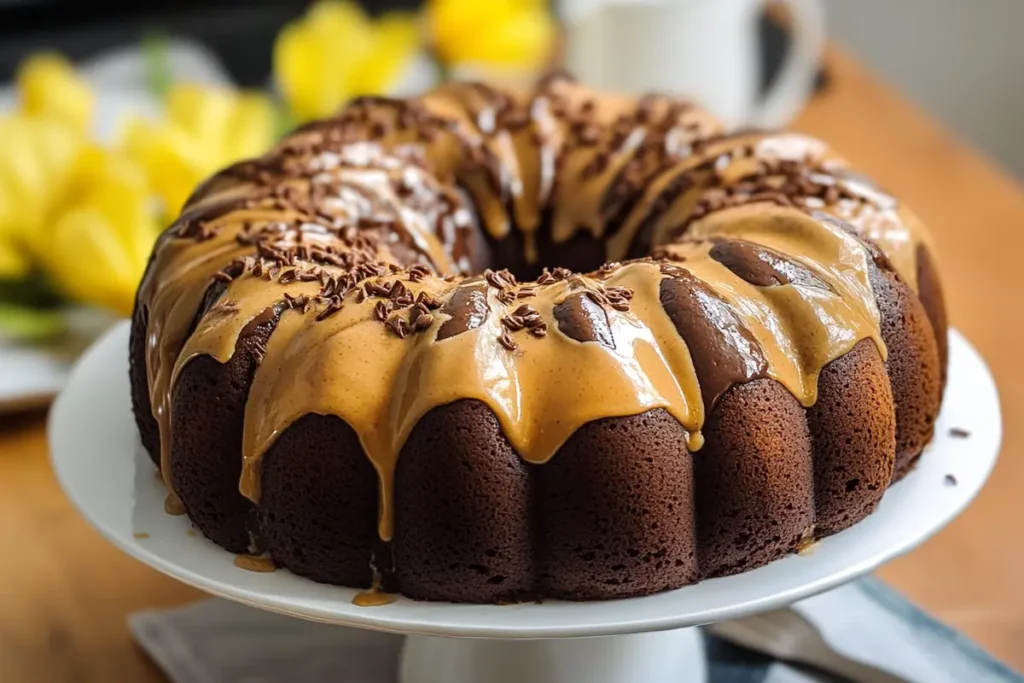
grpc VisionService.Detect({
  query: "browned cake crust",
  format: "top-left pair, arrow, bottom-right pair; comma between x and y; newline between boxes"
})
394,400 -> 534,602
130,77 -> 948,604
808,339 -> 896,535
867,262 -> 942,476
169,313 -> 276,552
916,244 -> 948,383
259,414 -> 378,587
129,302 -> 160,467
694,379 -> 815,577
535,408 -> 698,600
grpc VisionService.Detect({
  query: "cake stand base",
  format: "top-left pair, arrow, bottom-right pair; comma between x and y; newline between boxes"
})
400,628 -> 705,683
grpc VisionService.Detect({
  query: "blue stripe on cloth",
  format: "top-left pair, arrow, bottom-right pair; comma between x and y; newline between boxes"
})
703,576 -> 1023,683
704,631 -> 774,683
857,577 -> 1023,682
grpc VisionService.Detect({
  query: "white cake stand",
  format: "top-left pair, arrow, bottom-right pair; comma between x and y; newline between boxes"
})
50,322 -> 1001,683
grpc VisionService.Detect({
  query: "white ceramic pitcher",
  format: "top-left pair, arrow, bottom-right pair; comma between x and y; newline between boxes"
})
560,0 -> 826,128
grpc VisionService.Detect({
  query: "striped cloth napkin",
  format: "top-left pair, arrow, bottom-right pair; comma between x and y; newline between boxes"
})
129,577 -> 1021,683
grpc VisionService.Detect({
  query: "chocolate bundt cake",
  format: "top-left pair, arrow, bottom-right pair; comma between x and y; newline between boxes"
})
129,75 -> 946,603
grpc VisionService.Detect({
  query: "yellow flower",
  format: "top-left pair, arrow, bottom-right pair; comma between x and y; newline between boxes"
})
17,53 -> 94,135
0,245 -> 30,280
427,0 -> 555,70
122,83 -> 277,215
274,0 -> 420,122
0,113 -> 84,277
0,51 -> 165,315
0,112 -> 156,312
0,53 -> 93,281
42,144 -> 159,315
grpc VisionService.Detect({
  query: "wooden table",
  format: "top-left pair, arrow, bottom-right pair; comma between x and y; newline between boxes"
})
2,48 -> 1023,681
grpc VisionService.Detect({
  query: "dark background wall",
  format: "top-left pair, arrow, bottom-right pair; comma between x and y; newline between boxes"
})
0,1 -> 815,107
0,1 -> 417,86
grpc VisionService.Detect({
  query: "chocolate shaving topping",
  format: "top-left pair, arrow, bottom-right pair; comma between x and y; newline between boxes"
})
502,315 -> 525,332
408,264 -> 431,282
484,268 -> 518,290
385,315 -> 410,339
283,292 -> 312,313
498,330 -> 518,351
658,149 -> 885,242
415,291 -> 442,310
315,298 -> 344,321
659,262 -> 690,278
389,281 -> 414,306
413,312 -> 435,331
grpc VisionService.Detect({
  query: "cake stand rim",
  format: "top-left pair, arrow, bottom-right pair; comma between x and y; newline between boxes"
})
49,322 -> 1001,639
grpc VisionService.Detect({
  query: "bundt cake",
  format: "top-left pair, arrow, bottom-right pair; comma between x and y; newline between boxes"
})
129,75 -> 946,603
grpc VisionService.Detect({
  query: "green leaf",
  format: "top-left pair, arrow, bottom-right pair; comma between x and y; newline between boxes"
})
0,272 -> 65,309
275,105 -> 297,141
143,30 -> 172,101
0,302 -> 66,343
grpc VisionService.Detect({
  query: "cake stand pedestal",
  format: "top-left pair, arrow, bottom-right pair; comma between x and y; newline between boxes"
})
400,629 -> 705,683
50,324 -> 1001,683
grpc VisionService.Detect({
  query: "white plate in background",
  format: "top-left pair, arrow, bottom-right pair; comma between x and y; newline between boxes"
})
0,308 -> 119,414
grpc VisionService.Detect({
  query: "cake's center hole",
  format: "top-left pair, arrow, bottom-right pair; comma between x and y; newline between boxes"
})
485,230 -> 610,282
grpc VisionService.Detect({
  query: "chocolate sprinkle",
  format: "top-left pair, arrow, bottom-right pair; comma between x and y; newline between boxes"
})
498,330 -> 519,351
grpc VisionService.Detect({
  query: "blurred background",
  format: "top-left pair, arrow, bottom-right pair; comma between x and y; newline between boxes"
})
0,0 -> 1020,407
826,0 -> 1023,178
3,1 -> 1021,173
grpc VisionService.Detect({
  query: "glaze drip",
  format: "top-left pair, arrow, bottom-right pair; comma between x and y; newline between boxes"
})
137,78 -> 912,542
177,210 -> 881,541
616,132 -> 932,288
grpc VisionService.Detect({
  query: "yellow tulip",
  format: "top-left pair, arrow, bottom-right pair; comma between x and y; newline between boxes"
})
0,113 -> 84,255
0,51 -> 162,317
43,144 -> 158,315
17,53 -> 94,135
122,83 -> 277,215
0,239 -> 30,280
349,13 -> 421,96
0,212 -> 30,277
426,0 -> 555,70
0,114 -> 156,311
274,0 -> 420,122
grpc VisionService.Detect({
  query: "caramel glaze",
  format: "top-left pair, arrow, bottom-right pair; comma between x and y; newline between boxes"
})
352,588 -> 399,607
139,142 -> 476,487
616,131 -> 934,290
164,492 -> 186,516
138,76 -> 930,544
234,553 -> 277,573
